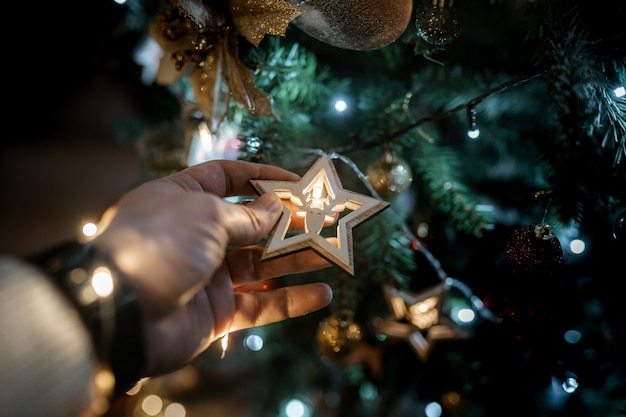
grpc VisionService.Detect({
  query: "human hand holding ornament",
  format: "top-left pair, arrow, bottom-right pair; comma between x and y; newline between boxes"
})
92,159 -> 334,377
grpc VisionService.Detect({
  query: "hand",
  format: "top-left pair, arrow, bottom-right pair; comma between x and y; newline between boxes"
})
93,160 -> 333,376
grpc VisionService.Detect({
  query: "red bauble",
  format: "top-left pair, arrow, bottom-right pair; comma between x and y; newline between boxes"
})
505,223 -> 563,275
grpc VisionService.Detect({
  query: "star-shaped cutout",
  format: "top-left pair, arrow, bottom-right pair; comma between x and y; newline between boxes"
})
251,155 -> 389,275
375,282 -> 472,361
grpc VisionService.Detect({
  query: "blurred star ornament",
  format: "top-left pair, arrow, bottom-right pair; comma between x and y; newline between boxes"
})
366,151 -> 413,198
285,0 -> 413,50
375,283 -> 471,362
505,223 -> 563,276
316,310 -> 363,360
251,154 -> 389,275
415,0 -> 465,46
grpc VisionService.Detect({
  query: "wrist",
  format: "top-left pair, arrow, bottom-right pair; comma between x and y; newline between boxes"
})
29,240 -> 147,398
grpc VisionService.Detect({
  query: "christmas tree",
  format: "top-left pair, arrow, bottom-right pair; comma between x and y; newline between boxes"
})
7,0 -> 626,416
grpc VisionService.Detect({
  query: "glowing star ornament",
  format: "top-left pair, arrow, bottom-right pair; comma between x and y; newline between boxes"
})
376,283 -> 471,361
251,155 -> 389,275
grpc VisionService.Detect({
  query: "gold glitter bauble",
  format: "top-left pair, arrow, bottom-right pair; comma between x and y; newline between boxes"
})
285,0 -> 413,50
366,151 -> 413,198
316,310 -> 362,360
415,0 -> 464,46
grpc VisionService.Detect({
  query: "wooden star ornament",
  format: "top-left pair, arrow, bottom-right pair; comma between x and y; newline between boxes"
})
251,155 -> 390,275
376,282 -> 472,361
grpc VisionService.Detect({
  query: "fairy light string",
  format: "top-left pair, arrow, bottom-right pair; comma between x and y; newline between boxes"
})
301,148 -> 498,323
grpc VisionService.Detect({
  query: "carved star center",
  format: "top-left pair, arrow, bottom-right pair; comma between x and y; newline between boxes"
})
251,155 -> 389,275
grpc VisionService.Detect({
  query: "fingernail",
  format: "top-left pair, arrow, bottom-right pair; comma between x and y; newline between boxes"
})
236,198 -> 255,206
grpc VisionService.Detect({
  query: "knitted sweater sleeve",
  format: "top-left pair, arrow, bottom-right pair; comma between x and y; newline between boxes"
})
0,255 -> 98,417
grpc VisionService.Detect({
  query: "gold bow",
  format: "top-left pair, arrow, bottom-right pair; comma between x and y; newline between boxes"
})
149,0 -> 302,132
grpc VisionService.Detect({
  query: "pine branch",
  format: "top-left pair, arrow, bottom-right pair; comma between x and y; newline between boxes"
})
389,73 -> 544,141
399,127 -> 492,238
533,0 -> 626,223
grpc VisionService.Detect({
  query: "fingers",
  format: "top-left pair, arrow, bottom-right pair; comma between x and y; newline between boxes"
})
230,282 -> 333,333
221,192 -> 284,247
172,160 -> 301,197
226,238 -> 337,287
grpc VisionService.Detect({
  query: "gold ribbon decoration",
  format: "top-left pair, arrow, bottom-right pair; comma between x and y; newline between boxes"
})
149,0 -> 302,132
229,0 -> 302,47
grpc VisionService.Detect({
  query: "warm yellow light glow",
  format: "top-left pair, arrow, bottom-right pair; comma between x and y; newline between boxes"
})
91,267 -> 114,297
312,182 -> 324,200
297,172 -> 340,234
250,154 -> 390,276
443,390 -> 462,406
187,121 -> 213,166
82,222 -> 98,237
126,379 -> 145,396
141,394 -> 163,416
220,333 -> 229,359
94,368 -> 115,393
408,296 -> 439,329
164,402 -> 187,417
307,179 -> 329,210
390,296 -> 407,319
77,283 -> 98,305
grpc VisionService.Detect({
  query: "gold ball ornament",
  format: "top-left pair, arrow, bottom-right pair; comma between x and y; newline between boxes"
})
285,0 -> 413,50
366,151 -> 413,198
415,0 -> 465,46
316,310 -> 363,360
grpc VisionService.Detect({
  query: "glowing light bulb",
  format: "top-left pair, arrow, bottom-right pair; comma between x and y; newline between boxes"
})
569,238 -> 586,254
309,181 -> 329,210
283,399 -> 310,417
82,222 -> 98,238
334,100 -> 347,112
561,376 -> 579,393
244,334 -> 264,351
300,175 -> 336,234
91,267 -> 114,297
467,128 -> 480,139
409,296 -> 439,329
467,108 -> 479,139
425,401 -> 443,417
141,395 -> 163,416
164,403 -> 186,417
456,308 -> 475,323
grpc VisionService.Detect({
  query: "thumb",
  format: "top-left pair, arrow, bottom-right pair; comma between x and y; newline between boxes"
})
226,192 -> 284,247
